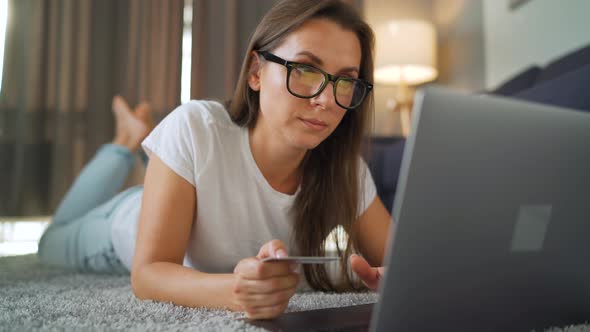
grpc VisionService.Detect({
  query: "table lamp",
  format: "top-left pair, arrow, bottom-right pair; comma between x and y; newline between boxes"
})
375,19 -> 438,136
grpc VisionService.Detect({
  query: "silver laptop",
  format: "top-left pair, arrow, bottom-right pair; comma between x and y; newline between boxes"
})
249,86 -> 590,332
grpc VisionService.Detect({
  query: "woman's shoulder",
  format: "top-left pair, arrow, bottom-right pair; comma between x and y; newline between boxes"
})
177,99 -> 234,129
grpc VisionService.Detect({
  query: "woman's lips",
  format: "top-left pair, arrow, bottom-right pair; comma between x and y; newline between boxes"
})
299,118 -> 328,131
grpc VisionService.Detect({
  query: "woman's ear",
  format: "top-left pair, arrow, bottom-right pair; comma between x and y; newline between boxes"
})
247,51 -> 262,91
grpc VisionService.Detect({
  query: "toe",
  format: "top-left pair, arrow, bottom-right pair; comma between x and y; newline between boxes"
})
112,95 -> 132,114
135,103 -> 154,127
135,102 -> 151,115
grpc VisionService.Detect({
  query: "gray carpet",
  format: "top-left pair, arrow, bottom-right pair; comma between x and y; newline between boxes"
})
1,254 -> 588,332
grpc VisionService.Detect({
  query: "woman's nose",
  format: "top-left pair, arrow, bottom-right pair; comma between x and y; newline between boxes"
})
311,82 -> 336,109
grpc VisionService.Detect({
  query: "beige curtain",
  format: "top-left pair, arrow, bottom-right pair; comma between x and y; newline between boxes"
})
190,0 -> 364,102
0,0 -> 183,216
191,0 -> 277,101
119,0 -> 184,117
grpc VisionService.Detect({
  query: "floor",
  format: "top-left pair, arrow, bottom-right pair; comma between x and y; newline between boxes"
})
0,217 -> 51,257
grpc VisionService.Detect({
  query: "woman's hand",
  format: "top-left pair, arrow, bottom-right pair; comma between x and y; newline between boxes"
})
350,254 -> 385,291
232,240 -> 299,319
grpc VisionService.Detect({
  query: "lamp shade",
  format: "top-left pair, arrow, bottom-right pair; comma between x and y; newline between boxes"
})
374,20 -> 438,85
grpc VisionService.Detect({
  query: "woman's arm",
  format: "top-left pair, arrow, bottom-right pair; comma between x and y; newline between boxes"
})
354,196 -> 393,267
350,196 -> 393,290
130,154 -> 238,310
130,154 -> 298,318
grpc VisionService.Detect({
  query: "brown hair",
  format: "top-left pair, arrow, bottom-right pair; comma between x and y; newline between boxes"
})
228,0 -> 375,291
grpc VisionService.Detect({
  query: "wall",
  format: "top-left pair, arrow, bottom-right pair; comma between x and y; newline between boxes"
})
433,0 -> 486,92
483,0 -> 590,88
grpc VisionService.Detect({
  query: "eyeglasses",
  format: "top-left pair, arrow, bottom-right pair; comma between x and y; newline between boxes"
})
256,51 -> 373,111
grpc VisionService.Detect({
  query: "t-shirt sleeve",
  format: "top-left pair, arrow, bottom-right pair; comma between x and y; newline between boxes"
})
358,157 -> 377,217
141,103 -> 199,187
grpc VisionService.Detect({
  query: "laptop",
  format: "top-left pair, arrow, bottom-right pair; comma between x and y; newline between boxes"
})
247,86 -> 590,332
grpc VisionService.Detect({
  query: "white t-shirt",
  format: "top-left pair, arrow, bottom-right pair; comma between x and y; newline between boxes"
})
110,100 -> 377,274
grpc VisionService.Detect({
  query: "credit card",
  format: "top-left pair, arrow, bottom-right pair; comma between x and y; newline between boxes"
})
261,256 -> 340,264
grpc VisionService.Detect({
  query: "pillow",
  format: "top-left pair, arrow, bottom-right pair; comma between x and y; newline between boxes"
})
513,63 -> 590,113
536,44 -> 590,84
490,66 -> 542,96
364,137 -> 406,212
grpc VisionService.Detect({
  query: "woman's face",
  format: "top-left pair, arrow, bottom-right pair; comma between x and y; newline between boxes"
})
250,18 -> 362,151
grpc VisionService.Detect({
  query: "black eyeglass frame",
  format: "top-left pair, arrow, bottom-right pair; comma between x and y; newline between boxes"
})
256,51 -> 373,111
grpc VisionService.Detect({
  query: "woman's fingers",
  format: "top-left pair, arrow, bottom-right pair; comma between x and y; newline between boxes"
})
232,240 -> 299,319
245,302 -> 290,320
234,274 -> 299,295
232,273 -> 297,319
235,239 -> 294,279
247,274 -> 298,294
234,257 -> 293,279
350,254 -> 382,290
236,285 -> 296,307
257,239 -> 289,260
350,254 -> 374,279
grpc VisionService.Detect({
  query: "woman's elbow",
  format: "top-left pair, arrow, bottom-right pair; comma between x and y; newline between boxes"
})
130,264 -> 149,300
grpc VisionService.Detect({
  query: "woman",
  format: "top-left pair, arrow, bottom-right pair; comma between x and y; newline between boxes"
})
38,0 -> 392,320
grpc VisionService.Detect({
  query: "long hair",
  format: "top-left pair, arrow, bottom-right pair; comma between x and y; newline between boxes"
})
228,0 -> 375,291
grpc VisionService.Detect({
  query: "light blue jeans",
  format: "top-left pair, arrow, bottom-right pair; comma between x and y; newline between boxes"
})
38,144 -> 146,274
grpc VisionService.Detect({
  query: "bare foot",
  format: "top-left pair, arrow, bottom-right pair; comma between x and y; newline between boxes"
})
134,102 -> 154,131
112,95 -> 154,152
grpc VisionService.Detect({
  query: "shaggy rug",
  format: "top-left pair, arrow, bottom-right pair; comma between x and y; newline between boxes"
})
1,254 -> 588,331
